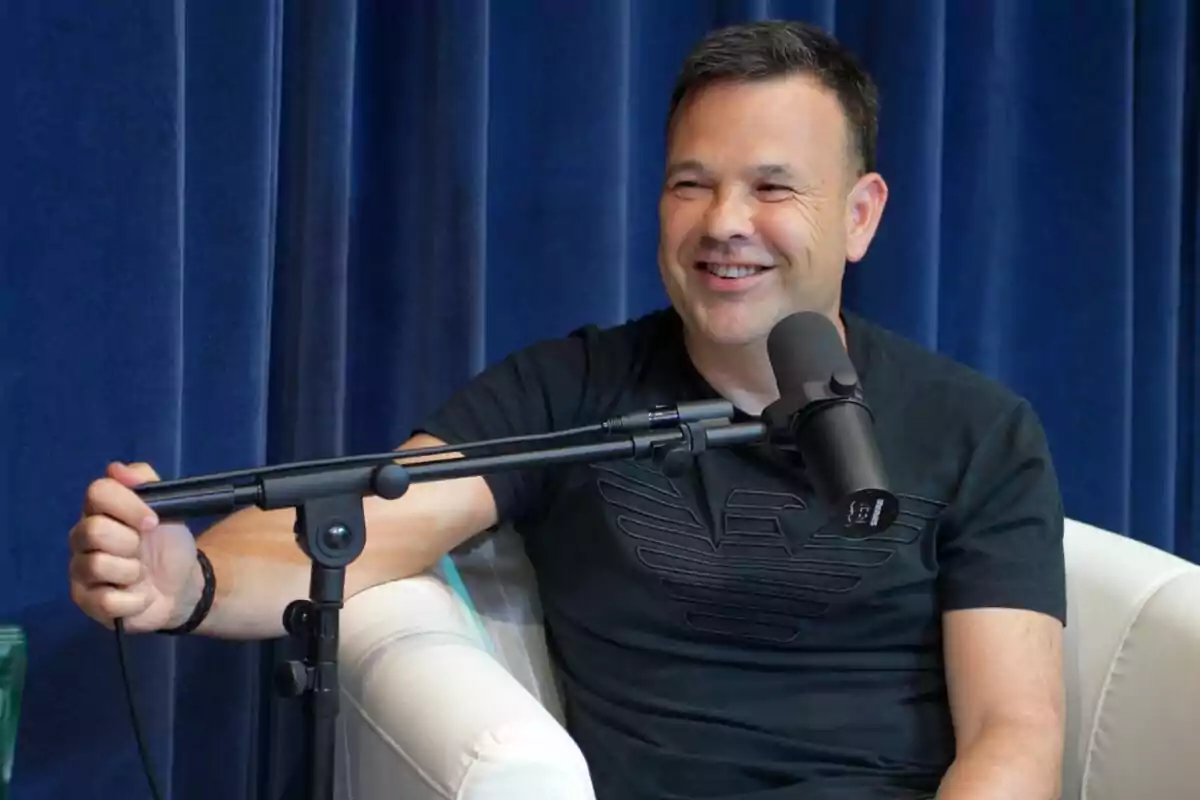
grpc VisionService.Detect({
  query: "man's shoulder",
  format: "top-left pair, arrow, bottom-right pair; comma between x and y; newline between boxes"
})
509,306 -> 680,376
558,306 -> 678,352
848,312 -> 1030,431
849,315 -> 1063,588
847,311 -> 1056,507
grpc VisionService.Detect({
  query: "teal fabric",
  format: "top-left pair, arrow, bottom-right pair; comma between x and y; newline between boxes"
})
438,555 -> 496,656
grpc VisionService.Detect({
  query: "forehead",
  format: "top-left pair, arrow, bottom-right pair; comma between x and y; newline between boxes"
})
666,75 -> 851,175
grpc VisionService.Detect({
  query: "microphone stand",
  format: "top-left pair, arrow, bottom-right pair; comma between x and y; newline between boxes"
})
135,418 -> 766,800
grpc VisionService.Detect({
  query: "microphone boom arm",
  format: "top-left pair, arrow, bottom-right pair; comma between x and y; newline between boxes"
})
131,416 -> 764,800
135,420 -> 766,520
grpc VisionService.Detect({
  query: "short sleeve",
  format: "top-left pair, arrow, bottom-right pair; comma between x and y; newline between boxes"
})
414,333 -> 591,525
937,398 -> 1067,625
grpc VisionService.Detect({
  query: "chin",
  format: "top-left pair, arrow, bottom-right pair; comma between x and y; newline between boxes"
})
687,306 -> 776,347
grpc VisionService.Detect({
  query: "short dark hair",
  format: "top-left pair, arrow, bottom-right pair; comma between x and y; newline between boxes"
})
667,20 -> 879,175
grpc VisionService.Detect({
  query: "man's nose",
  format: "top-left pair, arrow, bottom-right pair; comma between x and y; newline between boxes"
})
703,190 -> 754,241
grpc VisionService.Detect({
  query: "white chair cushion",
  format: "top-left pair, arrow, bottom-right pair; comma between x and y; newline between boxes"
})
446,527 -> 565,720
335,520 -> 1200,800
336,573 -> 593,800
1063,519 -> 1200,799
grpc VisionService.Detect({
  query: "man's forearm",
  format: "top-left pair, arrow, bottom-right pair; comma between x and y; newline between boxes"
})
937,719 -> 1062,800
168,466 -> 499,639
172,507 -> 325,640
186,505 -> 436,640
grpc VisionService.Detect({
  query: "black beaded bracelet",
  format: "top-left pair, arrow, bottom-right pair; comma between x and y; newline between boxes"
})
160,549 -> 215,636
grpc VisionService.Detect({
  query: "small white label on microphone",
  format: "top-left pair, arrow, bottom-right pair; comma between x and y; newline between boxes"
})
846,497 -> 888,529
846,500 -> 870,526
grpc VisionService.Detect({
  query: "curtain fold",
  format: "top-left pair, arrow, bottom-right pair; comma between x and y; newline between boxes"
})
343,0 -> 493,452
2,1 -> 1196,798
268,0 -> 357,462
1,2 -> 280,798
1131,0 -> 1193,553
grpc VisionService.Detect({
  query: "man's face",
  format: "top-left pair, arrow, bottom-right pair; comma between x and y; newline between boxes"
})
658,74 -> 886,347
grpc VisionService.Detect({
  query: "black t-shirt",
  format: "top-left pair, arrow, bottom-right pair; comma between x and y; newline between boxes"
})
417,307 -> 1066,800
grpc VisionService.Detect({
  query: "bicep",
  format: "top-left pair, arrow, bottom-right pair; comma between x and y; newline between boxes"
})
942,607 -> 1065,753
413,336 -> 593,523
938,399 -> 1068,745
350,433 -> 499,595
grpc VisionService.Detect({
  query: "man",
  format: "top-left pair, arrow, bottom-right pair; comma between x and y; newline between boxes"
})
69,20 -> 1065,800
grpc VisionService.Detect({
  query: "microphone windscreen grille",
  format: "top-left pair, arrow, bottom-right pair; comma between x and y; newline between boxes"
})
766,312 -> 854,392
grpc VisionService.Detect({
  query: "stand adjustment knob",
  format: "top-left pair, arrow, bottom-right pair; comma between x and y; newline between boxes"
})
275,660 -> 313,698
323,523 -> 351,550
283,599 -> 313,636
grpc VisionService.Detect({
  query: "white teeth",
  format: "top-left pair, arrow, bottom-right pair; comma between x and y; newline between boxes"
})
703,263 -> 764,279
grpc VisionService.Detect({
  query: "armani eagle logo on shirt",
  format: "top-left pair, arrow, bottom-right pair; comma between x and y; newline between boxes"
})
594,460 -> 945,643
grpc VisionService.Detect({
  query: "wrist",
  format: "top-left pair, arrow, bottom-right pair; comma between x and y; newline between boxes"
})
172,558 -> 206,627
161,550 -> 216,635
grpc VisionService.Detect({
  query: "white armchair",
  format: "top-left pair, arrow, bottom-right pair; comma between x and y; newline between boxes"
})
333,519 -> 1200,800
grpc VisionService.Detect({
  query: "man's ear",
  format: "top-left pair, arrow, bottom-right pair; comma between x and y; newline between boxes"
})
844,172 -> 888,263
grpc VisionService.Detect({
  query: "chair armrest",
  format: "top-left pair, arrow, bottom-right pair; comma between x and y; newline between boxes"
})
1063,519 -> 1200,799
335,573 -> 593,800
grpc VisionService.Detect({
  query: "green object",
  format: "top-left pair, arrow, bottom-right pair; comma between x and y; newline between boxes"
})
0,627 -> 26,800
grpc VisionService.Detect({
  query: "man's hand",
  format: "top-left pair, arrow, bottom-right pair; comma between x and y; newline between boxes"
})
70,462 -> 201,632
937,607 -> 1065,799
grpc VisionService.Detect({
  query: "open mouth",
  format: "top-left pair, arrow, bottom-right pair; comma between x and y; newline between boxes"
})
696,262 -> 773,280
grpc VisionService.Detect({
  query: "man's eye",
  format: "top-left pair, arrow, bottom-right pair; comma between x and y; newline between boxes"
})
757,184 -> 792,196
671,181 -> 709,196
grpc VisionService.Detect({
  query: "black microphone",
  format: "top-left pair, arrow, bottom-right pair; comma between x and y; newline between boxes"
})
763,312 -> 898,536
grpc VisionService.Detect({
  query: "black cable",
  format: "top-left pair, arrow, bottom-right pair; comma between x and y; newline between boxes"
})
114,423 -> 609,799
113,410 -> 733,797
138,422 -> 608,494
114,619 -> 166,800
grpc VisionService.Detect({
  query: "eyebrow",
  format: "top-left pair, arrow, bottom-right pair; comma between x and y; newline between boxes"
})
752,164 -> 797,181
664,160 -> 799,182
664,159 -> 710,180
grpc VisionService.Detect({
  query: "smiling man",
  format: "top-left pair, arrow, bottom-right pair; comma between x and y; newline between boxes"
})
70,19 -> 1065,800
656,54 -> 884,416
635,22 -> 1066,799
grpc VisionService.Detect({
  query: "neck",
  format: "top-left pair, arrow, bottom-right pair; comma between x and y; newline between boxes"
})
684,313 -> 848,416
684,334 -> 776,415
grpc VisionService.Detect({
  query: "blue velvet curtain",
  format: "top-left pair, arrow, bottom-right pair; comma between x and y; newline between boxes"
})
2,1 -> 1196,798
